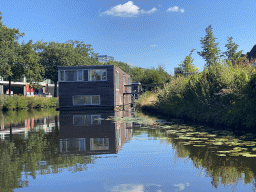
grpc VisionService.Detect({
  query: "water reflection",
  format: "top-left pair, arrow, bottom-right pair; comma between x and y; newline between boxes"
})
2,109 -> 256,191
59,110 -> 133,155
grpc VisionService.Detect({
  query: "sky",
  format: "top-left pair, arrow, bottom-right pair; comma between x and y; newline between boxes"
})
1,0 -> 255,75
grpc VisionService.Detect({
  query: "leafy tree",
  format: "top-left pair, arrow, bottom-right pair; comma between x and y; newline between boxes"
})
66,40 -> 99,66
197,25 -> 221,68
222,37 -> 243,62
18,40 -> 44,89
156,65 -> 171,83
106,60 -> 132,75
35,40 -> 99,97
130,67 -> 144,82
0,12 -> 24,95
178,49 -> 199,73
141,68 -> 161,85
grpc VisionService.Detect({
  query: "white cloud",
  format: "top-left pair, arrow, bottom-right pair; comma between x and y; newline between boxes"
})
141,7 -> 157,14
101,1 -> 157,17
150,44 -> 157,47
167,6 -> 184,13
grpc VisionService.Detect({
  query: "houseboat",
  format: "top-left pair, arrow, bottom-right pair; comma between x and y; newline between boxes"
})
58,65 -> 132,110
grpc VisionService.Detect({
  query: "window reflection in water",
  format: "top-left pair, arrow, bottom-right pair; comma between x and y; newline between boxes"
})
90,138 -> 109,150
60,138 -> 86,152
73,115 -> 101,126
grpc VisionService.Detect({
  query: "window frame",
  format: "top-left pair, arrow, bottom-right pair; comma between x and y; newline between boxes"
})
58,69 -> 84,82
72,95 -> 100,106
77,70 -> 83,81
88,69 -> 107,81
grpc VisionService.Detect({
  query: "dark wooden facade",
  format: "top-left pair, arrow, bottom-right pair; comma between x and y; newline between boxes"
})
58,65 -> 131,110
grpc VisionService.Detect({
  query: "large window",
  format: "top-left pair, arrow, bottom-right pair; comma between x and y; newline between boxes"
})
89,69 -> 107,81
59,70 -> 82,82
59,69 -> 107,82
73,95 -> 100,105
73,115 -> 101,126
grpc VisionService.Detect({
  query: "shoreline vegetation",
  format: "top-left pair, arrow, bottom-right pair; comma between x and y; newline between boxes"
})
135,60 -> 256,131
0,95 -> 58,111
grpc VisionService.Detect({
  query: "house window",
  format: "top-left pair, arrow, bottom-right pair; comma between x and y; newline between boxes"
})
77,70 -> 83,81
65,71 -> 77,81
58,70 -> 85,82
84,70 -> 88,81
116,71 -> 119,90
89,69 -> 107,81
60,71 -> 65,81
73,115 -> 101,126
73,95 -> 100,105
92,95 -> 100,105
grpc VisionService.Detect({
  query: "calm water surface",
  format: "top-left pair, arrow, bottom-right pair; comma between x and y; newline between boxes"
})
1,109 -> 256,192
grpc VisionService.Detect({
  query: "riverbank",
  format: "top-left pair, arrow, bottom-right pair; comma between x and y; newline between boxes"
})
136,61 -> 256,131
0,95 -> 58,111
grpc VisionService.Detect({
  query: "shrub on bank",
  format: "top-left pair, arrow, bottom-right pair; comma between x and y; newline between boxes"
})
0,95 -> 58,111
139,59 -> 256,130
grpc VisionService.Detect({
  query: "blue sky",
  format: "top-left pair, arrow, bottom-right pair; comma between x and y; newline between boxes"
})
1,0 -> 255,75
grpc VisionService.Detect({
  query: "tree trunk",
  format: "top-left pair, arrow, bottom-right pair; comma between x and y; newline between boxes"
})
8,76 -> 11,96
54,80 -> 57,97
9,124 -> 12,142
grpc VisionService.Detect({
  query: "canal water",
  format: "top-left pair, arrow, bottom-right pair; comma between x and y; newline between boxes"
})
1,108 -> 256,192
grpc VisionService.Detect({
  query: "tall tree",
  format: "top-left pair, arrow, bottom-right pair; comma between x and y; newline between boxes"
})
156,65 -> 171,83
19,40 -> 44,88
141,68 -> 161,85
35,40 -> 99,97
0,12 -> 24,95
130,67 -> 144,82
178,49 -> 199,73
197,25 -> 221,68
222,36 -> 243,63
66,40 -> 99,66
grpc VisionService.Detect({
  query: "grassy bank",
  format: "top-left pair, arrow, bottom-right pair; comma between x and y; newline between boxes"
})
0,95 -> 58,111
136,60 -> 256,131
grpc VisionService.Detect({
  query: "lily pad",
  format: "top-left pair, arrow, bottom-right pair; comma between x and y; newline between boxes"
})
193,145 -> 206,147
217,154 -> 227,156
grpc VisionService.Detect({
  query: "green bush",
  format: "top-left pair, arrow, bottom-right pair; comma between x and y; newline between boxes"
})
0,96 -> 5,111
16,96 -> 28,109
154,60 -> 256,130
1,95 -> 59,111
4,96 -> 16,110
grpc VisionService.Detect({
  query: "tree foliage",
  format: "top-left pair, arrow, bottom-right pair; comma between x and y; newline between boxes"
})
0,12 -> 25,95
222,36 -> 243,62
34,40 -> 99,97
18,40 -> 44,86
197,25 -> 221,68
179,49 -> 199,73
